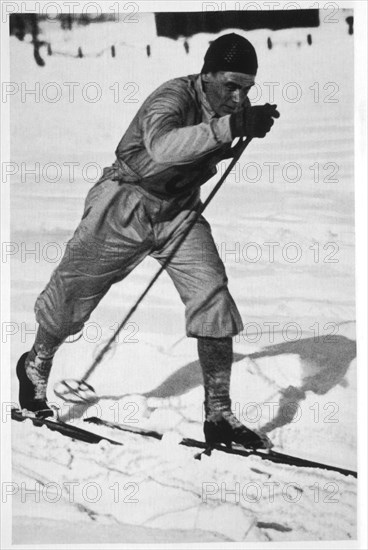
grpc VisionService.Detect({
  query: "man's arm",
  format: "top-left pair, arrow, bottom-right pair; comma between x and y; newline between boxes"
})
142,89 -> 232,166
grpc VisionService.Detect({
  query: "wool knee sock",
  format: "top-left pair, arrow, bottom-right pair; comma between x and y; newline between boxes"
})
25,326 -> 64,400
197,336 -> 234,422
198,336 -> 273,449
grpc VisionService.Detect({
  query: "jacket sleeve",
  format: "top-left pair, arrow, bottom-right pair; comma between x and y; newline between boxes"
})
141,87 -> 233,166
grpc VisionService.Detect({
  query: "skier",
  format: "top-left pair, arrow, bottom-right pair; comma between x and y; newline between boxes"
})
16,33 -> 280,450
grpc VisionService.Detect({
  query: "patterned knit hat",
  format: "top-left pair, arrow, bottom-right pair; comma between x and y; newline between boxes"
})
201,33 -> 258,76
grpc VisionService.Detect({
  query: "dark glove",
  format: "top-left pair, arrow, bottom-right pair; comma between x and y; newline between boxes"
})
230,103 -> 280,139
219,139 -> 246,160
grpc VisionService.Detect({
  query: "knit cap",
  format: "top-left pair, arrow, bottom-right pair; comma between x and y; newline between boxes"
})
201,33 -> 258,76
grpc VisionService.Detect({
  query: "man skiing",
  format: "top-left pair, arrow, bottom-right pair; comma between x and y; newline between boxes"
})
16,33 -> 279,450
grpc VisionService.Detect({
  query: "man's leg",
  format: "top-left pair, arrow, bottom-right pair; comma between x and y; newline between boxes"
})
152,213 -> 271,449
18,182 -> 153,415
197,336 -> 271,449
16,326 -> 64,416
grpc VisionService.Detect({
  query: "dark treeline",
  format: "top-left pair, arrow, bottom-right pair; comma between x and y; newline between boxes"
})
155,10 -> 320,39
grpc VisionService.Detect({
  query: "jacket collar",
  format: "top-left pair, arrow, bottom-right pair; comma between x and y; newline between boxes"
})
194,74 -> 217,122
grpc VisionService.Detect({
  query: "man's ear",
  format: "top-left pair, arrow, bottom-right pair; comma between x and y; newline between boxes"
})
201,73 -> 211,83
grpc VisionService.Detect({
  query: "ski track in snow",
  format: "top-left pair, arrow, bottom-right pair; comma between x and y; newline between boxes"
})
9,11 -> 357,544
12,402 -> 357,543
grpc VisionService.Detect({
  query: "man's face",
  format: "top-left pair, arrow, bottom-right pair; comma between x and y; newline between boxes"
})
202,71 -> 255,116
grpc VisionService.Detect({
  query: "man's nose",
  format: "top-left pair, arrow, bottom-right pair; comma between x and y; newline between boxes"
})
231,89 -> 241,103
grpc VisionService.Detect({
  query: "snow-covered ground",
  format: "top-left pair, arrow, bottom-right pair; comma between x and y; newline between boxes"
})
8,9 -> 357,544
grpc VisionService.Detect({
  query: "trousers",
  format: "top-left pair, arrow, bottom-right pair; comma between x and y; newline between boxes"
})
34,174 -> 244,340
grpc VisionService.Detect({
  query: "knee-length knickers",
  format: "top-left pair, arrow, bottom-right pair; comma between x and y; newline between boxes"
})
35,177 -> 244,340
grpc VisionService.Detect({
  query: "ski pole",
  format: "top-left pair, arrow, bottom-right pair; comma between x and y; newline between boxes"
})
55,136 -> 252,401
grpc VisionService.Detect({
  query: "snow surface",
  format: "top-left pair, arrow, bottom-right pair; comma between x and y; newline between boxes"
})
9,10 -> 356,544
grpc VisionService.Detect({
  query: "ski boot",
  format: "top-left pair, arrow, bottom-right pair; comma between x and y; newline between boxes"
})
16,351 -> 54,418
203,411 -> 273,454
197,336 -> 273,455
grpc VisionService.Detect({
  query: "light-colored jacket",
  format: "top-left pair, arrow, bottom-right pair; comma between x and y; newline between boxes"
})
111,74 -> 235,199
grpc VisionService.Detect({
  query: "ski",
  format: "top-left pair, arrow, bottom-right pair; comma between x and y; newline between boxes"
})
84,416 -> 357,478
11,408 -> 123,446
